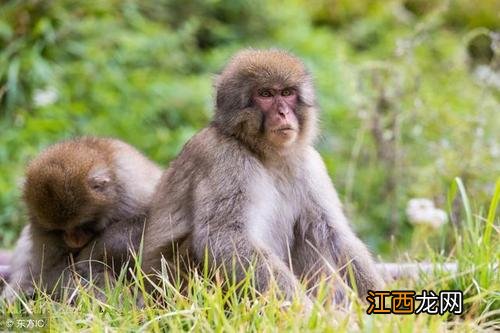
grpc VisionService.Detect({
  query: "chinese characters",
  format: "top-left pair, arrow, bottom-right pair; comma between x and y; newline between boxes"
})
367,290 -> 463,315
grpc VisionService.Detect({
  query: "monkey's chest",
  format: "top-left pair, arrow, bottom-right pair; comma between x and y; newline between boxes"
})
246,177 -> 301,260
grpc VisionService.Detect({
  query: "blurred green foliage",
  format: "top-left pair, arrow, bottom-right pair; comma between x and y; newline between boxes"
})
0,0 -> 498,256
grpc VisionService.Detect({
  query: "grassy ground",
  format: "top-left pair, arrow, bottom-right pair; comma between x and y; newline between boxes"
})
1,179 -> 498,332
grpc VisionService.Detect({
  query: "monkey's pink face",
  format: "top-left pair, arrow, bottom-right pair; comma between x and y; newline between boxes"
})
253,86 -> 299,148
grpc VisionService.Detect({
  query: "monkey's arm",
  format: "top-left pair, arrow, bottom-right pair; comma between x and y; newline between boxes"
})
141,164 -> 195,286
294,149 -> 384,298
74,216 -> 146,281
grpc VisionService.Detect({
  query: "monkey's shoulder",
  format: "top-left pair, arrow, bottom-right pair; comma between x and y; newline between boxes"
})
301,147 -> 327,171
175,126 -> 256,169
277,146 -> 327,179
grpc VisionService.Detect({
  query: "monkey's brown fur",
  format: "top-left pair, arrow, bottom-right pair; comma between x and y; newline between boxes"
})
24,138 -> 117,232
142,49 -> 383,305
2,137 -> 162,302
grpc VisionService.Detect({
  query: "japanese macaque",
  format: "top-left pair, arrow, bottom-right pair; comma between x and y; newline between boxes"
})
142,49 -> 384,304
1,137 -> 162,302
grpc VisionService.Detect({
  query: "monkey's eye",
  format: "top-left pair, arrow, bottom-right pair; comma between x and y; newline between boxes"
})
281,88 -> 294,97
259,90 -> 273,98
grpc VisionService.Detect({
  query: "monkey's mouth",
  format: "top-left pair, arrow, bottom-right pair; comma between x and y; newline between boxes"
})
273,126 -> 296,134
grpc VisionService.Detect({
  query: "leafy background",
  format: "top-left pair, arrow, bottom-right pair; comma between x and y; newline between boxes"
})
0,0 -> 498,258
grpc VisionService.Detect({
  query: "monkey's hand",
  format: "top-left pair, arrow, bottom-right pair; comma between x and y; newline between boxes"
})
74,217 -> 144,278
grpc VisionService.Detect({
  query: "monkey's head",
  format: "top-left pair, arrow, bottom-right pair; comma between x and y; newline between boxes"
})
23,140 -> 119,249
214,49 -> 317,157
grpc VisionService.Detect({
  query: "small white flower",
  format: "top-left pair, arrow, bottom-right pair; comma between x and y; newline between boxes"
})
473,65 -> 500,90
406,198 -> 448,228
33,87 -> 58,107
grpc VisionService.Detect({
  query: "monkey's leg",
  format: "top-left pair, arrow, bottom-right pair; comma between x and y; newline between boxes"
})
1,257 -> 33,302
0,250 -> 12,266
0,265 -> 9,282
2,248 -> 73,302
0,252 -> 12,294
1,226 -> 36,302
14,227 -> 84,301
0,251 -> 11,285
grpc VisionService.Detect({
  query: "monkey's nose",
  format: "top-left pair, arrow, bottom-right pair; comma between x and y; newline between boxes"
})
278,107 -> 289,116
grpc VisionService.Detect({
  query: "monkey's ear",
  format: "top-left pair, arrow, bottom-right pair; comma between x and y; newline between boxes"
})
17,176 -> 26,190
299,75 -> 315,107
88,167 -> 111,191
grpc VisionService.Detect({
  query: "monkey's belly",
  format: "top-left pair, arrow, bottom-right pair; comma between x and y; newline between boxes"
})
247,199 -> 298,261
248,221 -> 294,261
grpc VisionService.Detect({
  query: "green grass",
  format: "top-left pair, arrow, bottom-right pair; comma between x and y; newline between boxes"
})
1,0 -> 499,253
1,179 -> 498,332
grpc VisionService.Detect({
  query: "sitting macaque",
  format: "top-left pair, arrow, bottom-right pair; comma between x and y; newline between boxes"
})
142,49 -> 384,305
1,137 -> 162,302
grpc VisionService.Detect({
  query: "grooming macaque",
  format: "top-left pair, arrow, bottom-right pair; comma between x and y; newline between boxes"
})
142,49 -> 384,304
1,137 -> 162,302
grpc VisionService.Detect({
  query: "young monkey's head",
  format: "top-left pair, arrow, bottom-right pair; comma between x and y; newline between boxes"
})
23,138 -> 118,249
